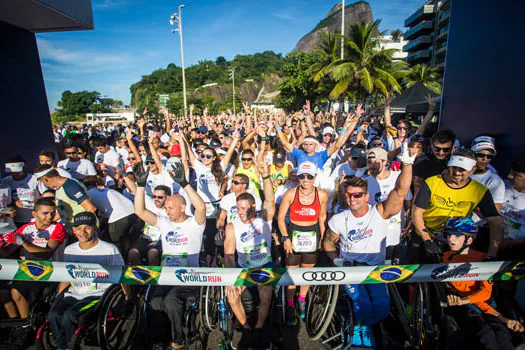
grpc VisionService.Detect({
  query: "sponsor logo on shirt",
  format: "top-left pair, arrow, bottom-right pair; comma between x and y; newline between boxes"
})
66,264 -> 110,279
347,228 -> 373,242
165,230 -> 188,244
240,226 -> 263,243
434,195 -> 472,210
74,192 -> 83,199
175,269 -> 222,283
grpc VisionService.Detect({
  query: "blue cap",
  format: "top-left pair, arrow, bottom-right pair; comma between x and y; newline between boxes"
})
197,125 -> 208,133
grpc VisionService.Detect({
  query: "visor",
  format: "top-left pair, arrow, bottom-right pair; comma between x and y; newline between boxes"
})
447,155 -> 477,171
5,162 -> 24,173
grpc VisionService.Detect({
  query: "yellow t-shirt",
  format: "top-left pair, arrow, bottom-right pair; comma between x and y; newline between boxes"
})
236,165 -> 260,198
270,163 -> 289,191
422,175 -> 488,231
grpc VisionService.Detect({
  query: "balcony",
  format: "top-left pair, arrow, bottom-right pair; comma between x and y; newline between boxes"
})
405,4 -> 435,27
407,50 -> 432,64
435,45 -> 447,56
437,28 -> 449,41
403,35 -> 433,52
404,20 -> 434,40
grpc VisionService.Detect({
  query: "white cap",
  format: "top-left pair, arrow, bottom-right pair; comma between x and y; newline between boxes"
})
160,133 -> 170,144
322,126 -> 335,135
297,161 -> 317,176
5,162 -> 24,173
447,155 -> 477,171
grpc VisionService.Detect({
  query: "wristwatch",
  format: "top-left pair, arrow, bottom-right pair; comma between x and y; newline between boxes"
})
280,235 -> 290,244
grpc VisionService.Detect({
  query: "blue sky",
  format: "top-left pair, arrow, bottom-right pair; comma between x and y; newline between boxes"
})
37,0 -> 426,110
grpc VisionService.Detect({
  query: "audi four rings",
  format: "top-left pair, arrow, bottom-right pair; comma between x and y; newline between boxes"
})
302,271 -> 346,281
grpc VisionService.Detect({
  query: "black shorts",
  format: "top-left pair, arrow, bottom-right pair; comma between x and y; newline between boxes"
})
11,281 -> 51,305
202,218 -> 217,256
286,223 -> 319,266
130,237 -> 161,258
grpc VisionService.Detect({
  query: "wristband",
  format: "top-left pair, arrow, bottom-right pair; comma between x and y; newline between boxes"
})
280,235 -> 290,244
340,129 -> 347,135
275,126 -> 282,131
262,175 -> 270,180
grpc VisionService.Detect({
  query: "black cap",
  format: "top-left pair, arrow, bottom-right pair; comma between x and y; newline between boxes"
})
273,151 -> 285,163
73,212 -> 97,227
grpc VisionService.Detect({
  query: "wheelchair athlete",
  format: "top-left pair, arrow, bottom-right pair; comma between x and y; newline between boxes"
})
133,160 -> 206,350
440,216 -> 524,350
223,161 -> 275,348
47,212 -> 134,350
323,147 -> 415,347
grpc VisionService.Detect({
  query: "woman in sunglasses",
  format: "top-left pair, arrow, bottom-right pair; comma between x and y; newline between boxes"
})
470,136 -> 505,211
277,161 -> 328,326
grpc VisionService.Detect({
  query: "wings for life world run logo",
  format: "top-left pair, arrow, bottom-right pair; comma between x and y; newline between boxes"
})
363,265 -> 419,284
430,263 -> 479,281
494,261 -> 525,281
120,266 -> 162,285
234,268 -> 286,287
175,269 -> 222,283
65,264 -> 109,280
14,260 -> 54,281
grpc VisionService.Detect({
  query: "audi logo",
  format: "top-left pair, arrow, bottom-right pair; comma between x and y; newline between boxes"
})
302,271 -> 345,282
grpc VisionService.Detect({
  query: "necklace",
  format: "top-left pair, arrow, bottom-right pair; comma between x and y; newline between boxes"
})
299,187 -> 314,198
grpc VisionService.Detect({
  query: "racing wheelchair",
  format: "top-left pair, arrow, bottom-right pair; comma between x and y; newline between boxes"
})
35,284 -> 141,350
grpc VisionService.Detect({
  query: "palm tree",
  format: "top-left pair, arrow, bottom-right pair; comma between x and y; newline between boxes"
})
311,20 -> 402,101
394,63 -> 442,94
390,29 -> 403,42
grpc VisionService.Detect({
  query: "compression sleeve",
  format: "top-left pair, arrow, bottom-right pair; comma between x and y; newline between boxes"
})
477,190 -> 499,218
414,181 -> 431,209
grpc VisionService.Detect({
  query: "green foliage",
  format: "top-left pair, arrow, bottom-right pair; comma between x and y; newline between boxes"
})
276,52 -> 322,113
130,51 -> 285,110
390,29 -> 403,42
392,63 -> 442,94
53,90 -> 122,122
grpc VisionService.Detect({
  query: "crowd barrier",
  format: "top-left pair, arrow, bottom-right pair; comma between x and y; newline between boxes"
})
0,259 -> 523,287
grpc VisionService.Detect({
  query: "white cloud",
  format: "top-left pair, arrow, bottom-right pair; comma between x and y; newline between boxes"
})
271,11 -> 296,21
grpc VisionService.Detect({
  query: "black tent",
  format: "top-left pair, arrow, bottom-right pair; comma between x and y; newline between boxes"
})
390,82 -> 440,114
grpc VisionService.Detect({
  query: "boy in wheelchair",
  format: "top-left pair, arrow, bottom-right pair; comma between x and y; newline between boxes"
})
441,216 -> 524,350
47,212 -> 133,350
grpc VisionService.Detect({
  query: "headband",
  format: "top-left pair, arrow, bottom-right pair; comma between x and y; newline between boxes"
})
303,136 -> 319,145
34,167 -> 54,179
447,155 -> 477,171
5,162 -> 24,173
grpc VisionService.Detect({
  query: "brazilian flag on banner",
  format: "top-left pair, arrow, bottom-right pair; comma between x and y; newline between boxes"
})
363,264 -> 420,284
492,261 -> 525,281
14,260 -> 53,281
234,268 -> 286,286
120,266 -> 162,285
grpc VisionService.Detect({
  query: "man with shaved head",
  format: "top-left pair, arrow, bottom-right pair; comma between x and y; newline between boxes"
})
133,159 -> 206,350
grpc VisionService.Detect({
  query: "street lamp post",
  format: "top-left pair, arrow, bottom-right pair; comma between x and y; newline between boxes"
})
340,0 -> 345,60
170,4 -> 187,119
229,67 -> 236,116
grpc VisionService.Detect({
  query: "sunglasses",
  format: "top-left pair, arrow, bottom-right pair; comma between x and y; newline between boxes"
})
432,145 -> 452,153
298,174 -> 314,180
232,180 -> 247,185
351,156 -> 360,160
152,195 -> 165,199
200,154 -> 213,159
345,192 -> 366,199
397,126 -> 408,130
242,158 -> 253,161
323,134 -> 332,137
371,142 -> 383,147
367,156 -> 376,160
475,152 -> 494,159
65,151 -> 77,155
145,161 -> 155,165
129,157 -> 136,161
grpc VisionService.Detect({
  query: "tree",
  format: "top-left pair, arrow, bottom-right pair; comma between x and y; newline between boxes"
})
311,20 -> 402,101
390,29 -> 403,42
276,52 -> 322,113
393,63 -> 442,94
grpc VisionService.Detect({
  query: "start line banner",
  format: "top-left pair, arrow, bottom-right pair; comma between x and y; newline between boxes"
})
0,259 -> 523,287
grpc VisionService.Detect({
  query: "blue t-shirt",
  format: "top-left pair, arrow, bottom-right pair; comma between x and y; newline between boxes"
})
291,147 -> 329,169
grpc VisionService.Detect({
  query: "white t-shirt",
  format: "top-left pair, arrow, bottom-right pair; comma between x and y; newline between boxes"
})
1,174 -> 40,223
470,170 -> 505,204
331,163 -> 367,181
220,191 -> 262,224
88,188 -> 134,223
328,205 -> 388,266
500,182 -> 525,240
145,169 -> 192,216
57,158 -> 97,180
193,160 -> 221,203
95,149 -> 121,177
63,239 -> 124,300
156,215 -> 205,267
233,217 -> 273,268
116,147 -> 129,165
363,171 -> 413,246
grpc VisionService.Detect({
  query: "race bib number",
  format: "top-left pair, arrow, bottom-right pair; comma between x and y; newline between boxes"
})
244,243 -> 270,268
70,281 -> 97,295
143,224 -> 161,242
205,202 -> 219,219
291,230 -> 317,253
162,254 -> 188,267
16,188 -> 35,202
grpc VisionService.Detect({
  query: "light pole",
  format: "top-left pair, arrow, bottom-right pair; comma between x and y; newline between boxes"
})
340,0 -> 345,60
229,67 -> 236,116
170,4 -> 187,118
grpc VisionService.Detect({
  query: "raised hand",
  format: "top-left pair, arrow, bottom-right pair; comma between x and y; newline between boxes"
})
425,94 -> 436,109
355,104 -> 364,118
168,161 -> 189,188
133,162 -> 149,187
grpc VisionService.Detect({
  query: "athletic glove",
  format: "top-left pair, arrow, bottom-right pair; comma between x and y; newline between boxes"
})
214,226 -> 225,246
424,240 -> 443,261
133,163 -> 149,187
168,161 -> 189,188
1,232 -> 23,246
397,143 -> 417,165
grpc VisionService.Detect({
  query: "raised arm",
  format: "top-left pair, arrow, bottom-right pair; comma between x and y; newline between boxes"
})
126,129 -> 142,162
378,145 -> 416,219
169,162 -> 206,225
416,94 -> 436,135
304,100 -> 316,136
276,125 -> 293,153
240,127 -> 258,151
327,107 -> 361,157
148,136 -> 164,171
221,130 -> 240,169
132,163 -> 157,227
257,160 -> 275,221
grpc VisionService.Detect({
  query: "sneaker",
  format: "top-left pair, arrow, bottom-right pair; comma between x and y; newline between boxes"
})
286,305 -> 297,326
352,324 -> 363,346
297,299 -> 306,319
361,325 -> 375,348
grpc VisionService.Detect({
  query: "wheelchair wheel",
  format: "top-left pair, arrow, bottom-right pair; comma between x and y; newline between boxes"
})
411,283 -> 427,348
70,323 -> 98,350
185,298 -> 205,350
319,289 -> 354,350
97,286 -> 141,350
305,284 -> 339,341
199,285 -> 220,333
35,321 -> 56,350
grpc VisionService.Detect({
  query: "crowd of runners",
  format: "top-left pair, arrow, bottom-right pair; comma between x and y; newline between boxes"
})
0,98 -> 523,349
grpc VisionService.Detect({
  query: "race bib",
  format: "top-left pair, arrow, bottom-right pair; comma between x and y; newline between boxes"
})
205,202 -> 219,219
291,230 -> 317,253
16,188 -> 35,202
70,281 -> 97,295
162,254 -> 188,267
143,224 -> 161,242
244,243 -> 270,268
